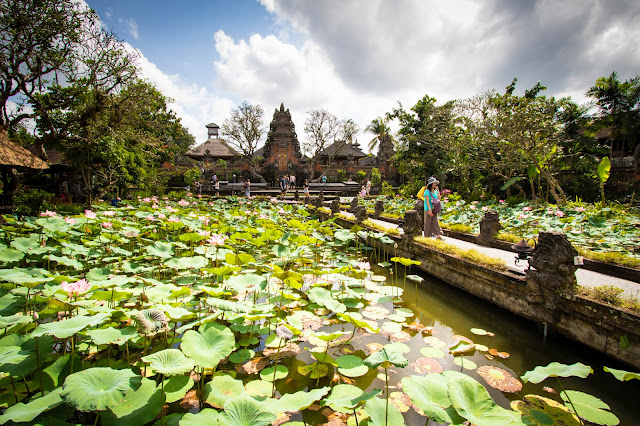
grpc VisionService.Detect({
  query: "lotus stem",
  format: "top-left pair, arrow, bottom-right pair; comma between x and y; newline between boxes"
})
385,367 -> 389,426
353,408 -> 360,426
9,376 -> 17,404
271,340 -> 284,398
93,413 -> 100,426
556,377 -> 583,425
160,374 -> 165,426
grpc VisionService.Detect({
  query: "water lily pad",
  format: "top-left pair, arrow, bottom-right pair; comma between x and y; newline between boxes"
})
453,357 -> 477,370
365,396 -> 406,425
560,390 -> 620,425
395,307 -> 414,317
419,346 -> 446,358
245,380 -> 272,399
522,362 -> 593,384
229,349 -> 255,363
204,375 -> 246,408
102,378 -> 163,426
181,322 -> 235,369
61,367 -> 141,411
381,321 -> 403,333
142,349 -> 194,376
475,344 -> 489,352
449,340 -> 475,356
477,366 -> 522,392
411,357 -> 444,374
260,365 -> 289,381
470,328 -> 495,336
298,362 -> 329,379
336,355 -> 368,377
0,387 -> 63,424
511,394 -> 580,426
423,336 -> 447,348
163,375 -> 193,403
220,393 -> 277,426
179,408 -> 225,426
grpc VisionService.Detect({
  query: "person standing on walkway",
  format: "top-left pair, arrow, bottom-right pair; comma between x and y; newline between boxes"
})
213,176 -> 220,196
365,178 -> 372,195
302,179 -> 310,203
244,179 -> 251,198
279,175 -> 287,199
418,176 -> 443,239
290,174 -> 296,189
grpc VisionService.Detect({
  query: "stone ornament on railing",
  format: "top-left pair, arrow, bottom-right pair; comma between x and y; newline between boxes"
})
350,196 -> 359,213
402,209 -> 421,249
330,199 -> 340,214
478,210 -> 502,246
526,232 -> 579,311
354,205 -> 368,223
374,200 -> 384,217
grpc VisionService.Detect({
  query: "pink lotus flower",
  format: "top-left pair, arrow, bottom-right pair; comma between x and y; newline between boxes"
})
198,230 -> 210,237
166,207 -> 177,213
64,217 -> 76,224
518,214 -> 526,219
523,206 -> 532,211
168,216 -> 180,222
499,200 -> 505,204
142,197 -> 151,203
278,209 -> 286,214
259,214 -> 269,220
178,199 -> 190,206
152,204 -> 159,209
84,210 -> 97,219
357,261 -> 371,270
61,279 -> 90,298
40,210 -> 57,217
575,207 -> 586,212
555,210 -> 565,217
102,211 -> 115,216
469,205 -> 476,210
482,206 -> 488,211
101,221 -> 113,229
208,233 -> 227,246
158,213 -> 166,219
472,201 -> 479,204
146,215 -> 155,221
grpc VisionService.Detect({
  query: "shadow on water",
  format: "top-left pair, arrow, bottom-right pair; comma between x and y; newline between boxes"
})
396,265 -> 640,424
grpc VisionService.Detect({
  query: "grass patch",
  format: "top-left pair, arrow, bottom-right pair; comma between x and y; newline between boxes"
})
577,249 -> 640,270
363,219 -> 400,235
441,223 -> 474,234
380,212 -> 401,220
579,285 -> 640,313
337,212 -> 352,221
414,236 -> 507,271
496,232 -> 522,244
318,207 -> 331,214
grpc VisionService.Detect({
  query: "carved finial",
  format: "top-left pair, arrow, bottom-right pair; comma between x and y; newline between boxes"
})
280,103 -> 285,112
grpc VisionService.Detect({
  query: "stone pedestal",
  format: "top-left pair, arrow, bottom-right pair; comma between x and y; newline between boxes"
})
350,197 -> 359,213
330,199 -> 340,214
401,209 -> 421,249
478,210 -> 501,246
526,232 -> 579,312
374,200 -> 384,217
354,205 -> 367,223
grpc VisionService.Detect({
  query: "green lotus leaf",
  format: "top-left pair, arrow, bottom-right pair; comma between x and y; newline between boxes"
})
206,297 -> 249,313
204,375 -> 246,408
338,312 -> 380,332
0,248 -> 25,263
42,354 -> 81,390
0,314 -> 32,328
390,256 -> 421,266
0,387 -> 63,424
511,394 -> 580,426
179,232 -> 205,243
364,396 -> 406,426
225,252 -> 256,265
309,350 -> 338,366
61,367 -> 141,411
91,289 -> 133,302
0,334 -> 54,377
224,273 -> 267,293
180,408 -> 225,425
522,362 -> 593,384
395,307 -> 414,317
364,348 -> 408,369
163,374 -> 194,403
381,321 -> 403,333
453,357 -> 477,370
561,390 -> 619,425
420,346 -> 446,358
470,328 -> 493,336
181,321 -> 235,369
325,384 -> 364,413
10,236 -> 40,252
298,362 -> 329,379
603,366 -> 640,381
220,393 -> 277,426
267,386 -> 331,415
449,340 -> 475,355
165,256 -> 206,270
307,287 -> 346,313
228,349 -> 255,363
406,274 -> 424,282
146,241 -> 174,258
32,313 -> 109,339
336,355 -> 368,377
402,373 -> 466,425
245,380 -> 272,399
86,326 -> 138,345
101,378 -> 163,426
2,268 -> 50,286
260,365 -> 288,382
142,349 -> 194,376
45,254 -> 83,270
448,375 -> 521,425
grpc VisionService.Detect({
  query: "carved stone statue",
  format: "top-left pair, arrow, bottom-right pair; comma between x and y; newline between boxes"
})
526,232 -> 579,311
330,199 -> 340,214
374,200 -> 384,217
478,210 -> 502,246
401,209 -> 421,250
354,205 -> 368,223
413,199 -> 424,231
350,196 -> 359,213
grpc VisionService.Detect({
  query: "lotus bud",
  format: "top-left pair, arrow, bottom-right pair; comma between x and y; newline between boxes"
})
32,311 -> 39,320
275,325 -> 294,340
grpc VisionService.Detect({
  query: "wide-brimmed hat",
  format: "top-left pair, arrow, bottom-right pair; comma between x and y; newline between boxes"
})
427,176 -> 439,186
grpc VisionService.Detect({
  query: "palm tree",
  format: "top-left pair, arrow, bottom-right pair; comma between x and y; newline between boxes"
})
364,117 -> 394,154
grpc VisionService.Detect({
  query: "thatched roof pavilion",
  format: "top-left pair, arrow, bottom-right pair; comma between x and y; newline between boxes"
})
0,131 -> 49,169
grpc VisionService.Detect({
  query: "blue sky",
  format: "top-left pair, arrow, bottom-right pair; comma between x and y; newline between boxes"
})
84,0 -> 640,150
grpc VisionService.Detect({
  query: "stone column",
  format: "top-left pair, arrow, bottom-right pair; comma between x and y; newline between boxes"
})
374,200 -> 384,217
330,199 -> 340,214
354,205 -> 368,224
401,209 -> 421,249
478,210 -> 502,246
526,232 -> 579,312
350,196 -> 359,213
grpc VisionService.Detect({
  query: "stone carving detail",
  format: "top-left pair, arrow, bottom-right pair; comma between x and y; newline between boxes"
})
526,232 -> 579,311
350,197 -> 359,213
354,205 -> 367,223
401,209 -> 421,249
330,199 -> 340,214
413,199 -> 424,232
318,191 -> 324,205
478,210 -> 502,246
374,200 -> 384,217
294,190 -> 299,201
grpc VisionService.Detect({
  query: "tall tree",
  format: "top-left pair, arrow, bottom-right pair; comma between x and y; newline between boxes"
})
303,108 -> 341,180
221,101 -> 265,156
364,116 -> 395,155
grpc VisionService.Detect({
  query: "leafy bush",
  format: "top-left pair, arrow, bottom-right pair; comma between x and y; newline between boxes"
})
52,203 -> 86,216
183,167 -> 201,186
371,167 -> 381,184
579,285 -> 640,312
166,191 -> 187,201
356,170 -> 367,183
381,181 -> 395,196
577,249 -> 640,269
336,169 -> 346,181
14,189 -> 53,216
398,180 -> 422,198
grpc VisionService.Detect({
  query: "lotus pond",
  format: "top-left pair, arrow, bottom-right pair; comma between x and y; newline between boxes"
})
0,196 -> 637,425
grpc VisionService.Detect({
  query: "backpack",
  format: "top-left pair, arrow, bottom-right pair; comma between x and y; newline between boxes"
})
416,186 -> 426,200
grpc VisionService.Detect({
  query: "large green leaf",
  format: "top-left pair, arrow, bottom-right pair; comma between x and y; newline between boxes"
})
365,396 -> 405,426
86,326 -> 138,345
164,374 -> 194,403
165,256 -> 206,270
204,375 -> 246,408
336,355 -> 368,378
307,287 -> 346,313
180,408 -> 225,425
325,384 -> 363,413
61,367 -> 141,411
220,393 -> 277,426
0,248 -> 25,263
603,366 -> 640,381
561,390 -> 619,425
447,375 -> 521,425
0,387 -> 63,424
102,378 -> 163,426
145,241 -> 174,258
142,349 -> 195,376
402,374 -> 465,425
0,334 -> 54,377
364,348 -> 408,369
181,321 -> 235,368
32,313 -> 109,339
521,362 -> 593,384
224,273 -> 267,293
597,156 -> 611,184
267,386 -> 330,414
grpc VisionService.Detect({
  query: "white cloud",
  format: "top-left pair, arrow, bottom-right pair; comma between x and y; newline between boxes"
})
120,18 -> 140,40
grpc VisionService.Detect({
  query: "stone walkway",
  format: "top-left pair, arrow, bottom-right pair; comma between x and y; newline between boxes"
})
344,212 -> 640,300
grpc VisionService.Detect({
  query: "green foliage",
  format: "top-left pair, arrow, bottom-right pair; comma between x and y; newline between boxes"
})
380,181 -> 395,196
336,169 -> 346,181
183,167 -> 202,186
371,167 -> 382,184
356,170 -> 367,183
14,189 -> 53,216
